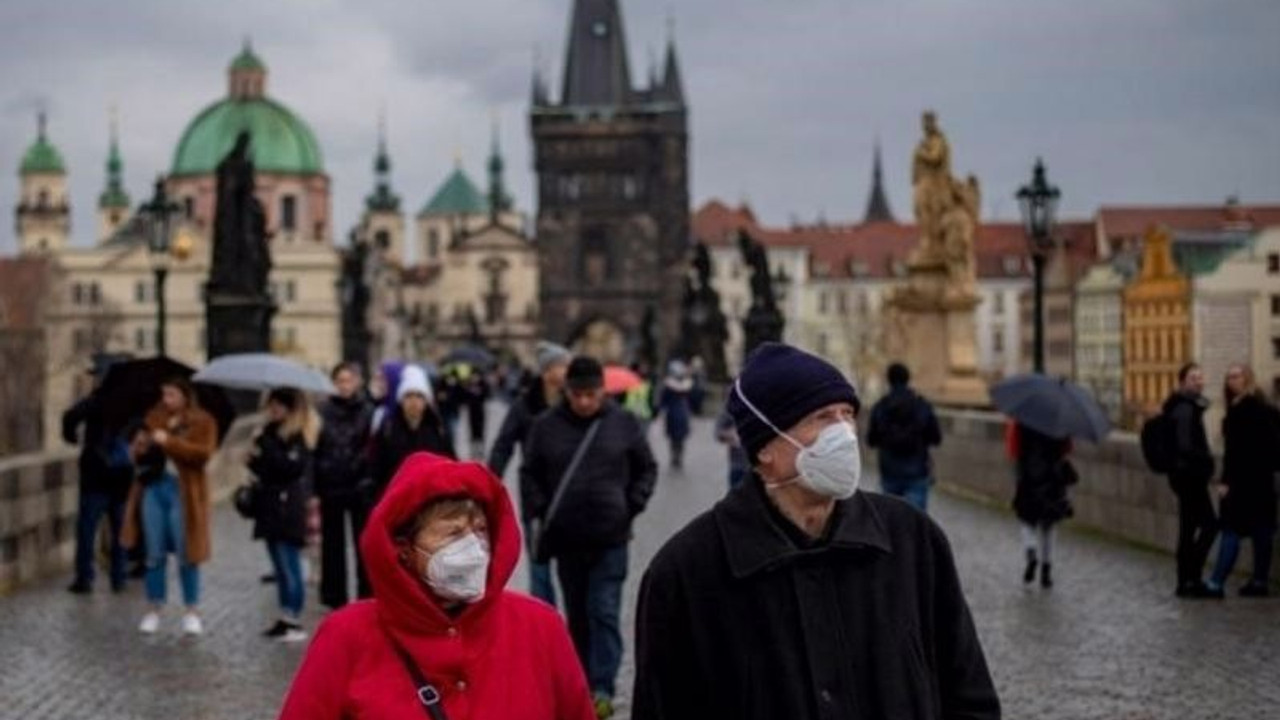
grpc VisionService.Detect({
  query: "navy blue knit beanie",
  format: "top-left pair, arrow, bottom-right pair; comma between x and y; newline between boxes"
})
726,342 -> 860,462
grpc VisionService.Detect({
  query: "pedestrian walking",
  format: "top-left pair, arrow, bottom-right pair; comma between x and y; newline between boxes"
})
488,340 -> 572,606
62,358 -> 134,594
1162,363 -> 1220,598
278,452 -> 595,720
1207,364 -> 1278,598
867,362 -> 943,512
622,362 -> 655,427
520,356 -> 658,719
463,367 -> 491,459
713,409 -> 749,491
314,362 -> 375,608
1006,421 -> 1074,588
688,356 -> 707,416
656,360 -> 693,470
632,342 -> 999,720
250,388 -> 319,643
121,377 -> 219,636
371,365 -> 455,499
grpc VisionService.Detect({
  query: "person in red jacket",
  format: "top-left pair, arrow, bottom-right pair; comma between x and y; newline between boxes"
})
278,452 -> 595,720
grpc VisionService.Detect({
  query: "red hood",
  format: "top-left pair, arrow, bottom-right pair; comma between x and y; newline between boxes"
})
359,452 -> 521,634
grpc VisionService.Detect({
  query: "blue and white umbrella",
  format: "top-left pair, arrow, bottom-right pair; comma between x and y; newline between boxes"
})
194,353 -> 336,395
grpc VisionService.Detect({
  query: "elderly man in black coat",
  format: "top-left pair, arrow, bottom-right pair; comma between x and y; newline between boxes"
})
632,342 -> 1000,720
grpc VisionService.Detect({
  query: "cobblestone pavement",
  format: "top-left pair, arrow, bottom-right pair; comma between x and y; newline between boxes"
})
1,408 -> 1276,719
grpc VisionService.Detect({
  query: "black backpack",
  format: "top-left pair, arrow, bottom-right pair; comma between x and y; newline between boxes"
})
1140,411 -> 1176,474
879,394 -> 925,456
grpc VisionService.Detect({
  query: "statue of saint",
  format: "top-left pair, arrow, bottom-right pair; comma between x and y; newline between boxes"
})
210,131 -> 271,297
940,175 -> 980,291
738,229 -> 776,311
911,111 -> 952,261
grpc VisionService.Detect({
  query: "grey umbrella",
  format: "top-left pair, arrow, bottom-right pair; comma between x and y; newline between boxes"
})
193,353 -> 336,395
990,374 -> 1112,443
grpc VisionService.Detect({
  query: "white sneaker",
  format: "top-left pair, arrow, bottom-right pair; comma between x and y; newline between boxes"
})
138,611 -> 161,634
279,624 -> 308,643
181,612 -> 204,636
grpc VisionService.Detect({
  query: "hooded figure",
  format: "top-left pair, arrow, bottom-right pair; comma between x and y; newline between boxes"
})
279,452 -> 595,719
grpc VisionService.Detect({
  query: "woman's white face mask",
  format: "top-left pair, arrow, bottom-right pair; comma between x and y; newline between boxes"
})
734,379 -> 863,499
414,532 -> 490,603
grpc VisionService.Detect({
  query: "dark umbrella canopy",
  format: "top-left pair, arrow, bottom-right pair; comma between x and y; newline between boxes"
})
442,344 -> 496,369
991,374 -> 1111,443
96,357 -> 236,444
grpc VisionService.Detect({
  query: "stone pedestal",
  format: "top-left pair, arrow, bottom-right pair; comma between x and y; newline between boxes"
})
205,290 -> 275,360
885,255 -> 989,407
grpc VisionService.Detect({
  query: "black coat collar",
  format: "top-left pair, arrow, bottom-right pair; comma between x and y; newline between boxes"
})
714,474 -> 893,579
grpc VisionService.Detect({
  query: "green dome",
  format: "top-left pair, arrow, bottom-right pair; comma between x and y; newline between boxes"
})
170,98 -> 323,176
20,136 -> 65,175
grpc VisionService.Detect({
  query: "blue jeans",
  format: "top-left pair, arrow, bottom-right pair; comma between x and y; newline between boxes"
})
557,544 -> 628,697
1209,528 -> 1275,589
881,475 -> 932,512
266,541 -> 305,617
521,516 -> 557,606
75,490 -> 127,588
142,476 -> 200,606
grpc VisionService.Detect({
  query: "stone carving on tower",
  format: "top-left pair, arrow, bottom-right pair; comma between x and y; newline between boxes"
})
885,111 -> 987,406
677,242 -> 730,382
739,229 -> 785,361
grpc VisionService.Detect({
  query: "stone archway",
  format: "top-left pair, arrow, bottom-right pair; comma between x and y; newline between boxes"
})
569,318 -> 627,364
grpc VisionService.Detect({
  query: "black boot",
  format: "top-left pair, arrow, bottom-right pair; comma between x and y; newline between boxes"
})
1040,563 -> 1053,589
1023,550 -> 1038,584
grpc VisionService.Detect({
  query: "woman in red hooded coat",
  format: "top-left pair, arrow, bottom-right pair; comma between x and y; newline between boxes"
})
278,452 -> 595,720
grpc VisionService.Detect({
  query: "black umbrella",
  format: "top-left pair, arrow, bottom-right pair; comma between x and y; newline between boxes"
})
96,356 -> 236,444
990,374 -> 1111,444
442,344 -> 496,369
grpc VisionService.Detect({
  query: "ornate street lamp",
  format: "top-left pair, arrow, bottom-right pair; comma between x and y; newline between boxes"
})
141,176 -> 183,356
1016,158 -> 1060,374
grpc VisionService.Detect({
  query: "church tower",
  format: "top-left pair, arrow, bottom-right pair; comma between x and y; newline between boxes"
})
530,0 -> 690,363
361,114 -> 406,264
863,142 -> 895,223
16,112 -> 71,255
97,109 -> 131,242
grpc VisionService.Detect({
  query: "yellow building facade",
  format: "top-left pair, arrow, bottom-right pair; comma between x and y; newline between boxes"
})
1123,226 -> 1191,426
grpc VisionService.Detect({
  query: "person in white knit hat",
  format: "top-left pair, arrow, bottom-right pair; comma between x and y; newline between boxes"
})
369,365 -> 454,500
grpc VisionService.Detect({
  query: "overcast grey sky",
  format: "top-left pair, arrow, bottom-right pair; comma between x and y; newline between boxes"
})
2,0 -> 1278,255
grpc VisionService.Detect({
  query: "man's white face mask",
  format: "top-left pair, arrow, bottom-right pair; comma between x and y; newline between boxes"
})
734,379 -> 862,499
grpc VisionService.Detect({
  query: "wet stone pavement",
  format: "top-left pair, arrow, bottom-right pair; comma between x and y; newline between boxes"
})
1,409 -> 1277,719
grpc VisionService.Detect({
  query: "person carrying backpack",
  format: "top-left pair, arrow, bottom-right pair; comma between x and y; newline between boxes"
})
1151,363 -> 1220,599
867,362 -> 942,511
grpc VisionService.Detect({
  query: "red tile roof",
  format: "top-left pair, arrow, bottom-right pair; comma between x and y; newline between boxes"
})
1098,204 -> 1280,240
691,201 -> 1099,281
0,257 -> 54,328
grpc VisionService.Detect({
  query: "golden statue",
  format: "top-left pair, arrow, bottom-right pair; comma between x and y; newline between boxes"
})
940,175 -> 980,292
912,111 -> 952,260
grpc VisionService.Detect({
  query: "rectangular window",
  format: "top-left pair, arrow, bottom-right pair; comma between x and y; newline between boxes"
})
183,197 -> 195,220
72,283 -> 83,305
837,291 -> 848,313
816,333 -> 829,357
73,328 -> 90,353
281,195 -> 297,232
427,229 -> 440,259
1272,295 -> 1280,316
819,292 -> 829,315
134,327 -> 149,351
993,292 -> 1005,315
285,280 -> 297,303
89,283 -> 101,306
1273,338 -> 1280,360
993,329 -> 1005,354
1269,254 -> 1280,275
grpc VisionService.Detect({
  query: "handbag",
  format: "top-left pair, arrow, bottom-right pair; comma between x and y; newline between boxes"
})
530,418 -> 602,563
382,624 -> 450,720
233,481 -> 260,520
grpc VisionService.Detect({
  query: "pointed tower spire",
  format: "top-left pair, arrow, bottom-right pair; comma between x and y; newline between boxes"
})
863,141 -> 895,223
560,0 -> 633,107
365,109 -> 400,212
660,13 -> 685,105
98,105 -> 130,210
488,113 -> 511,222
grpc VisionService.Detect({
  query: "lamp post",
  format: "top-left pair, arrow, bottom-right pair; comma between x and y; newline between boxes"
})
1016,158 -> 1060,374
142,176 -> 181,357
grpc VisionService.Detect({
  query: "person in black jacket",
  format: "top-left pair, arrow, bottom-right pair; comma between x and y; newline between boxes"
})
370,365 -> 456,498
1164,362 -> 1219,599
632,343 -> 999,720
313,363 -> 375,608
62,358 -> 134,595
249,388 -> 318,643
867,362 -> 943,512
488,341 -> 572,605
1008,422 -> 1073,588
1207,364 -> 1278,598
520,356 -> 658,719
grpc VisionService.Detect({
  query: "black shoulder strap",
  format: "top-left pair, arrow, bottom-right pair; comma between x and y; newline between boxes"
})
382,625 -> 449,720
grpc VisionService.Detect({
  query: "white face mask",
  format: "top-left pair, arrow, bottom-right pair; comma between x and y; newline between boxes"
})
416,532 -> 490,603
734,379 -> 863,499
